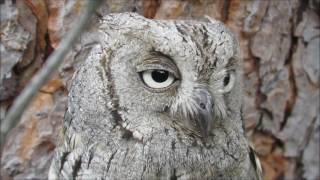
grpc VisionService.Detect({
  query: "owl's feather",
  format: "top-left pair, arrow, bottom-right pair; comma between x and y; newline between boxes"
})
49,13 -> 262,180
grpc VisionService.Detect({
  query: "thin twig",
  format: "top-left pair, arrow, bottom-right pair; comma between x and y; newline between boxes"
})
0,0 -> 102,146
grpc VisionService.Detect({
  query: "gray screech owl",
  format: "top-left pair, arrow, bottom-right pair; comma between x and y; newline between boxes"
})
49,13 -> 262,179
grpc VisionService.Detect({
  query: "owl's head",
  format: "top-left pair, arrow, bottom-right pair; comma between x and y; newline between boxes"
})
93,13 -> 242,140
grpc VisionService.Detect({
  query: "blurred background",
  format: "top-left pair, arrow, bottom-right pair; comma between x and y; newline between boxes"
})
0,0 -> 319,179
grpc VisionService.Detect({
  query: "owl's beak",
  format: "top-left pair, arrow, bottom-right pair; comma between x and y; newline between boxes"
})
193,88 -> 214,138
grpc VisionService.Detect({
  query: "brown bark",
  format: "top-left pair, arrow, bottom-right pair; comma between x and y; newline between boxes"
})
0,0 -> 319,179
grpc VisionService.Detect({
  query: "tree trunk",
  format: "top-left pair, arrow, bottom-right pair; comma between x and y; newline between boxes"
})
0,0 -> 319,179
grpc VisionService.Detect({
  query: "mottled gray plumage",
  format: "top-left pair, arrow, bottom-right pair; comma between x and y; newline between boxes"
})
49,13 -> 262,180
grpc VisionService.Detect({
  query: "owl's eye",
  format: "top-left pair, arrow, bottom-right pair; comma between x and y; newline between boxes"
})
141,70 -> 175,89
223,74 -> 230,86
219,72 -> 236,93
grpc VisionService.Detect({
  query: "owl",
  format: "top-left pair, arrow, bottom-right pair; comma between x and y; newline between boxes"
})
49,13 -> 262,179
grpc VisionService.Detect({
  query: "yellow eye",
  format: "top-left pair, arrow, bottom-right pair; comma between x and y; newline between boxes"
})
141,70 -> 175,89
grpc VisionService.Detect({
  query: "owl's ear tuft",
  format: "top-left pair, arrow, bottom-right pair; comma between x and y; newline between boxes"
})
100,13 -> 148,33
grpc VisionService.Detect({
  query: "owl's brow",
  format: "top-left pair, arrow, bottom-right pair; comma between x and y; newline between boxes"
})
137,50 -> 180,78
149,50 -> 173,61
145,51 -> 176,67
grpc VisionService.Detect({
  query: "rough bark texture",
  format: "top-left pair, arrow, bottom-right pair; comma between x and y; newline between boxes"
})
0,0 -> 319,180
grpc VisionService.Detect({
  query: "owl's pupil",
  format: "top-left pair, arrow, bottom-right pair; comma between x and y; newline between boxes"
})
151,70 -> 169,83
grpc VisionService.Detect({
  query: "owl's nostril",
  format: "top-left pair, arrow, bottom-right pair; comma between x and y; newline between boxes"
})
200,103 -> 206,109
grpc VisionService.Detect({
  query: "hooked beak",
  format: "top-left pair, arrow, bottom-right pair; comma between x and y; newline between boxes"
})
192,88 -> 214,138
